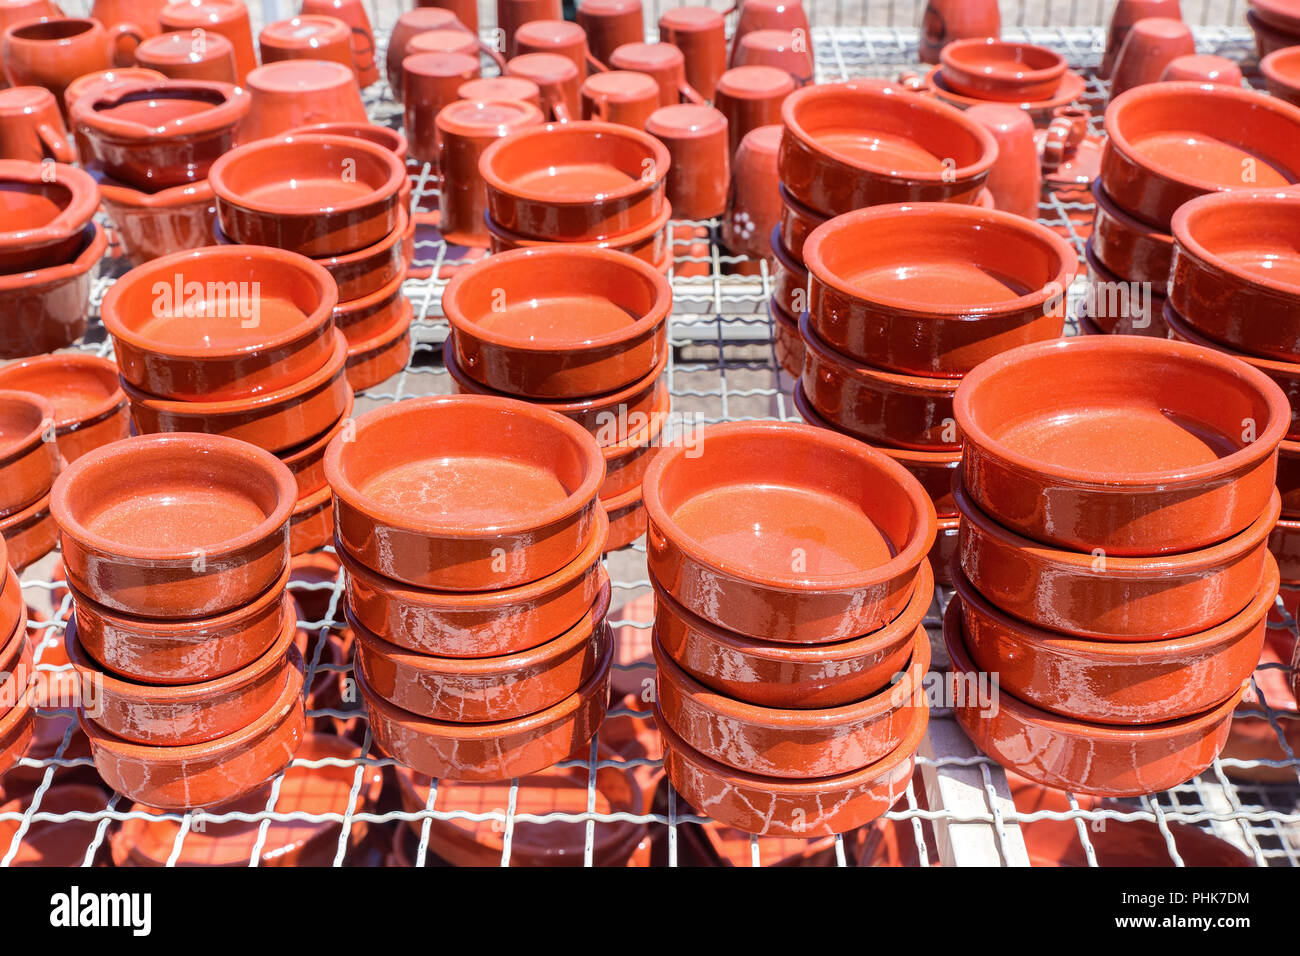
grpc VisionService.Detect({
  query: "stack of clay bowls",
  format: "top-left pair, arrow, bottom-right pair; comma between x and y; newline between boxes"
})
443,246 -> 671,551
0,518 -> 33,775
0,390 -> 58,572
0,160 -> 105,358
643,420 -> 936,836
1088,82 -> 1300,337
100,245 -> 351,556
793,203 -> 1076,583
209,131 -> 412,391
324,395 -> 614,782
51,433 -> 306,811
925,36 -> 1086,124
69,77 -> 249,265
478,120 -> 674,273
946,335 -> 1288,796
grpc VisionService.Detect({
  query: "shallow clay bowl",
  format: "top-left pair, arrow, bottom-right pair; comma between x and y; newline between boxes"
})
484,199 -> 673,271
1261,46 -> 1300,107
778,81 -> 996,217
479,120 -> 670,241
952,553 -> 1275,725
0,222 -> 108,361
324,395 -> 605,591
102,244 -> 338,402
0,390 -> 57,517
1090,177 -> 1175,285
944,610 -> 1245,797
210,133 -> 406,257
1271,515 -> 1300,580
358,629 -> 613,781
0,160 -> 100,274
940,38 -> 1067,102
444,246 -> 671,399
0,490 -> 55,570
643,420 -> 937,643
51,433 -> 296,618
954,335 -> 1291,555
1100,82 -> 1300,229
955,480 -> 1280,641
802,203 -> 1075,376
1169,189 -> 1300,362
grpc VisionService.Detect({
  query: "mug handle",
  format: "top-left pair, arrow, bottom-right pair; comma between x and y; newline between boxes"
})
37,122 -> 76,163
678,79 -> 706,106
551,98 -> 572,122
107,22 -> 146,67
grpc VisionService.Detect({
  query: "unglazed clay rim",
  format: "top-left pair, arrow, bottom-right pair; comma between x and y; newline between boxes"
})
51,432 -> 297,562
790,381 -> 962,467
0,160 -> 100,250
0,349 -> 121,429
323,394 -> 605,539
802,203 -> 1076,319
0,221 -> 107,291
799,312 -> 963,393
1171,189 -> 1300,300
71,79 -> 250,141
1162,301 -> 1300,377
939,38 -> 1067,93
1261,47 -> 1300,96
0,390 -> 54,470
642,420 -> 938,590
953,336 -> 1292,487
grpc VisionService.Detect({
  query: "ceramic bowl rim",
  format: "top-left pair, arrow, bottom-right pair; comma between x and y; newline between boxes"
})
0,348 -> 122,428
1261,45 -> 1300,93
71,78 -> 249,142
799,312 -> 963,392
0,220 -> 107,291
1171,188 -> 1300,300
1162,301 -> 1300,377
0,389 -> 54,470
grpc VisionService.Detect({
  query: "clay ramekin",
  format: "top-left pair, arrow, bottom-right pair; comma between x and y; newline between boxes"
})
325,395 -> 606,590
331,268 -> 405,341
285,120 -> 409,163
358,627 -> 613,781
1090,178 -> 1175,286
123,329 -> 351,453
289,481 -> 333,556
279,388 -> 353,497
939,39 -> 1067,102
98,175 -> 217,266
0,160 -> 99,274
51,433 -> 296,618
944,611 -> 1244,796
478,120 -> 671,241
954,336 -> 1290,555
955,479 -> 1280,641
799,312 -> 961,450
81,653 -> 305,810
0,222 -> 107,360
656,693 -> 926,836
770,222 -> 807,317
485,199 -> 673,272
602,481 -> 646,551
0,352 -> 126,463
0,390 -> 57,517
1271,515 -> 1300,580
341,506 -> 608,658
643,421 -> 937,643
803,203 -> 1075,376
1100,82 -> 1300,229
0,684 -> 33,778
778,82 -> 997,216
1169,190 -> 1300,362
0,489 -> 55,570
342,301 -> 411,393
102,244 -> 338,402
598,387 -> 668,498
771,297 -> 804,379
209,133 -> 406,257
952,552 -> 1275,725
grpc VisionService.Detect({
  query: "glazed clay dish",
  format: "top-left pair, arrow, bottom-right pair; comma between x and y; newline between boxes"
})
642,421 -> 937,643
0,390 -> 57,518
939,38 -> 1067,102
324,395 -> 605,591
0,222 -> 108,361
1089,176 -> 1176,286
953,335 -> 1290,555
0,160 -> 100,274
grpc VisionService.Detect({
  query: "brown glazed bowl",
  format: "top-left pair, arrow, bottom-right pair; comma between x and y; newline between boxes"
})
1089,177 -> 1175,285
802,203 -> 1075,376
954,336 -> 1290,555
1100,82 -> 1300,229
98,175 -> 216,266
0,390 -> 56,517
0,160 -> 99,273
951,553 -> 1276,725
0,351 -> 127,462
1169,190 -> 1300,362
358,628 -> 613,781
643,421 -> 937,643
939,39 -> 1067,102
1271,515 -> 1300,581
479,120 -> 670,241
102,244 -> 338,401
944,612 -> 1244,797
954,480 -> 1280,641
0,222 -> 106,360
51,433 -> 296,617
324,395 -> 605,590
209,133 -> 406,257
1279,438 -> 1300,514
444,246 -> 671,399
81,655 -> 305,810
778,82 -> 997,216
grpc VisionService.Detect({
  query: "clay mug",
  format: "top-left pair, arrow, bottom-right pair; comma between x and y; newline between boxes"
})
1107,17 -> 1194,101
732,27 -> 814,85
608,40 -> 703,106
419,0 -> 478,35
0,0 -> 62,34
1100,0 -> 1182,78
659,6 -> 725,101
0,86 -> 75,162
1159,53 -> 1243,85
159,0 -> 255,83
576,0 -> 644,67
730,0 -> 810,67
714,64 -> 793,157
721,122 -> 781,259
458,74 -> 541,108
300,0 -> 378,87
387,7 -> 468,95
91,0 -> 165,64
965,103 -> 1040,220
505,52 -> 579,121
645,103 -> 728,220
514,18 -> 602,78
236,59 -> 367,143
497,0 -> 561,59
258,15 -> 354,74
133,28 -> 237,83
580,69 -> 658,127
2,18 -> 123,109
403,50 -> 480,165
919,0 -> 1000,64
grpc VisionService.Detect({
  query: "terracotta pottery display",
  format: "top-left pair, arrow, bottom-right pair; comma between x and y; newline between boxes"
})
98,172 -> 216,265
1107,17 -> 1195,101
459,74 -> 541,108
1089,177 -> 1174,284
514,19 -> 595,78
299,0 -> 378,87
0,160 -> 98,274
484,197 -> 672,271
1262,46 -> 1300,107
1083,237 -> 1167,336
715,65 -> 794,157
0,390 -> 56,517
0,222 -> 106,359
939,39 -> 1066,102
236,60 -> 367,143
919,0 -> 1001,64
1,17 -> 119,107
133,29 -> 238,84
505,52 -> 579,121
1100,0 -> 1182,77
0,351 -> 126,461
386,7 -> 468,94
159,0 -> 256,82
730,0 -> 811,65
607,41 -> 701,107
498,0 -> 561,59
644,104 -> 728,221
581,70 -> 660,128
659,6 -> 725,100
0,86 -> 76,163
964,103 -> 1041,220
0,785 -> 113,866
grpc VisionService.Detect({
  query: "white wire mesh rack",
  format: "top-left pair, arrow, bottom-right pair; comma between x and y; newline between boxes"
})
1,11 -> 1296,868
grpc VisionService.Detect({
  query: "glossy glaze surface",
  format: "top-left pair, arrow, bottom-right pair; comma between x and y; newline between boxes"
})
0,390 -> 57,517
1090,176 -> 1174,284
2,17 -> 114,104
644,104 -> 729,221
0,222 -> 106,360
940,38 -> 1066,101
98,175 -> 216,266
714,65 -> 794,157
1107,17 -> 1195,100
0,347 -> 126,461
236,59 -> 367,144
659,5 -> 725,100
0,159 -> 98,272
134,28 -> 238,83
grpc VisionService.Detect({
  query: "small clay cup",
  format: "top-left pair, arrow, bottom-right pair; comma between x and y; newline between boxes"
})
731,28 -> 814,86
1100,0 -> 1182,78
514,19 -> 594,78
299,0 -> 378,87
0,349 -> 127,461
1262,46 -> 1300,107
964,103 -> 1040,220
2,17 -> 119,108
504,52 -> 579,121
580,70 -> 660,128
721,124 -> 783,260
258,15 -> 354,75
0,86 -> 76,164
940,38 -> 1066,102
159,0 -> 256,82
608,40 -> 701,107
133,29 -> 238,84
1160,53 -> 1243,85
458,75 -> 541,108
730,0 -> 810,68
403,50 -> 481,164
236,60 -> 367,143
714,65 -> 794,158
577,0 -> 643,66
386,7 -> 469,94
1108,17 -> 1195,101
498,0 -> 562,59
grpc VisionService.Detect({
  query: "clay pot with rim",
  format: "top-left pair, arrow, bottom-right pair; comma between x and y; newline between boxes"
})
0,390 -> 56,517
0,486 -> 55,569
0,222 -> 106,359
1099,0 -> 1182,78
0,350 -> 126,461
385,7 -> 469,93
0,160 -> 98,273
953,335 -> 1290,555
1262,46 -> 1300,107
715,65 -> 794,157
1107,17 -> 1195,101
159,0 -> 256,82
607,41 -> 702,108
939,38 -> 1066,102
1159,53 -> 1242,85
1089,177 -> 1174,285
258,15 -> 354,75
51,432 -> 296,618
1083,237 -> 1168,337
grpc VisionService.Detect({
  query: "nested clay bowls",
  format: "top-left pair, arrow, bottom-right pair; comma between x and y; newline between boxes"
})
479,120 -> 670,241
0,160 -> 99,273
1262,46 -> 1300,107
444,246 -> 671,399
1089,177 -> 1175,285
802,203 -> 1075,376
0,390 -> 56,517
51,433 -> 296,618
778,82 -> 997,216
0,221 -> 107,360
643,421 -> 937,643
954,336 -> 1290,555
0,351 -> 127,461
324,395 -> 605,591
939,38 -> 1067,102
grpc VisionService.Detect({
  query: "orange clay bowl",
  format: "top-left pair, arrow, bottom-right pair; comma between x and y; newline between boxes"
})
0,390 -> 57,517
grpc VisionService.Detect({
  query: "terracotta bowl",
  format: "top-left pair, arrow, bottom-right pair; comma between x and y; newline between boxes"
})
954,335 -> 1291,555
0,488 -> 55,569
940,39 -> 1067,102
484,198 -> 673,272
210,133 -> 406,257
952,552 -> 1275,725
945,610 -> 1244,796
278,389 -> 352,497
51,433 -> 296,618
955,479 -> 1280,640
771,297 -> 803,379
1083,237 -> 1168,337
1090,177 -> 1175,285
478,120 -> 670,241
358,628 -> 613,781
0,222 -> 106,360
1100,82 -> 1300,229
236,59 -> 368,142
602,482 -> 645,551
342,302 -> 411,393
0,160 -> 99,274
98,174 -> 216,266
81,653 -> 305,810
1261,46 -> 1300,107
1280,438 -> 1300,515
643,421 -> 937,643
778,81 -> 997,216
325,395 -> 605,590
283,120 -> 408,163
803,203 -> 1075,376
0,390 -> 56,518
